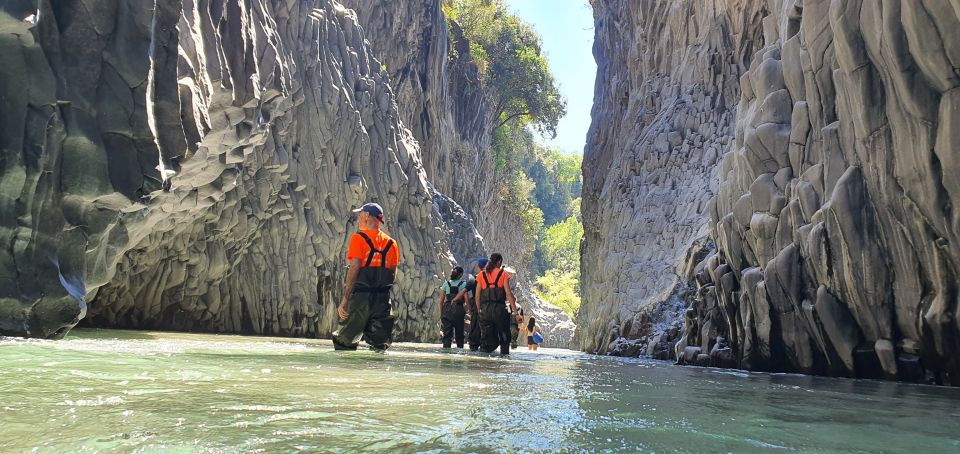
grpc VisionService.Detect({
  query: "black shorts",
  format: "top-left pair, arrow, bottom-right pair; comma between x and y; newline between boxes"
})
527,336 -> 536,345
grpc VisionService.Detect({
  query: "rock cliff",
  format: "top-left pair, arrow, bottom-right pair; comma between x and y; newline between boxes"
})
584,0 -> 960,383
0,0 -> 574,344
0,0 -> 453,339
578,0 -> 767,355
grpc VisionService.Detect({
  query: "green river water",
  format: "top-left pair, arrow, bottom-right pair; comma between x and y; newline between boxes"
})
1,329 -> 959,453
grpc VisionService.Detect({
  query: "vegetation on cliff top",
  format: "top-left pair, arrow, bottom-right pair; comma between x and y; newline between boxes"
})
443,0 -> 582,318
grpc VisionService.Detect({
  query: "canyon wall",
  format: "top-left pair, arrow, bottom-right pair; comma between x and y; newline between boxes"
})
0,0 -> 573,345
692,0 -> 960,384
0,0 -> 449,339
584,0 -> 960,383
578,0 -> 767,356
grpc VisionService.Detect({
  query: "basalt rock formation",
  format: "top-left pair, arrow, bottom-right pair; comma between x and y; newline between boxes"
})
0,0 -> 574,345
578,0 -> 767,356
583,0 -> 960,383
0,0 -> 452,340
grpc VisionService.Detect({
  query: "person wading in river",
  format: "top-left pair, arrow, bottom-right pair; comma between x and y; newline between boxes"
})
438,266 -> 468,349
333,202 -> 400,351
464,258 -> 487,351
475,253 -> 522,354
521,316 -> 542,351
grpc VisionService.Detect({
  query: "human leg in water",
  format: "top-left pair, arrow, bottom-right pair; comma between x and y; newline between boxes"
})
332,293 -> 372,350
453,313 -> 465,348
479,302 -> 502,353
509,313 -> 519,349
440,314 -> 455,349
495,305 -> 512,354
467,305 -> 482,351
361,293 -> 394,351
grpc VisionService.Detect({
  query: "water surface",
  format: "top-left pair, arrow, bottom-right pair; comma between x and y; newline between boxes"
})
1,329 -> 958,452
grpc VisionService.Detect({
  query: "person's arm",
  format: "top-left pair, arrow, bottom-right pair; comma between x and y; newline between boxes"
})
437,289 -> 446,319
504,277 -> 520,322
338,258 -> 362,320
474,287 -> 481,313
452,289 -> 468,304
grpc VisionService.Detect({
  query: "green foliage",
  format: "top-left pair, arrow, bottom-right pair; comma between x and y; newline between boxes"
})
541,214 -> 583,274
443,0 -> 582,317
442,0 -> 566,137
534,269 -> 581,318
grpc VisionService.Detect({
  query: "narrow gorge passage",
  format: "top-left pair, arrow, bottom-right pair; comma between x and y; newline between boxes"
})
3,0 -> 960,451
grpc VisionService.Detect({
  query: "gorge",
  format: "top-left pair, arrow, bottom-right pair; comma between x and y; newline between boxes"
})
2,0 -> 960,386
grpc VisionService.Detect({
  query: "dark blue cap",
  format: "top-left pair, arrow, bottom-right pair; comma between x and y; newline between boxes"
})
477,258 -> 488,267
353,202 -> 384,221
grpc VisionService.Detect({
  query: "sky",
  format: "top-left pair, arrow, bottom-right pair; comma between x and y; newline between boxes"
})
504,0 -> 596,156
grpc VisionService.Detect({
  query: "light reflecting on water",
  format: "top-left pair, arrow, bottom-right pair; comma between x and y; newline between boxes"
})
1,329 -> 959,452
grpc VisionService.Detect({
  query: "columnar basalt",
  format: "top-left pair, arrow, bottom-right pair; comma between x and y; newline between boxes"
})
583,0 -> 960,383
578,0 -> 767,356
688,0 -> 960,384
0,0 -> 449,339
0,0 -> 574,345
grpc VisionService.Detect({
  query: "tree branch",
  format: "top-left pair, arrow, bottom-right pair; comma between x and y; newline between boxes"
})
493,111 -> 530,130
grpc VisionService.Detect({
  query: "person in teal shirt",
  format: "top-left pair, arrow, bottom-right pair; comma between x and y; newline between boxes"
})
438,266 -> 468,349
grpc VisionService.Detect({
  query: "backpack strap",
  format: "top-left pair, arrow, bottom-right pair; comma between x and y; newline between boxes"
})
357,231 -> 393,268
480,268 -> 505,289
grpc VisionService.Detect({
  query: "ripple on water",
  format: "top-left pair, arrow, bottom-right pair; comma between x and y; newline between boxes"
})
4,330 -> 960,453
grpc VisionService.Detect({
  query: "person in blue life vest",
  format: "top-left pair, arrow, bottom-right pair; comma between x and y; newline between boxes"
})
438,266 -> 469,349
474,253 -> 522,354
332,202 -> 400,351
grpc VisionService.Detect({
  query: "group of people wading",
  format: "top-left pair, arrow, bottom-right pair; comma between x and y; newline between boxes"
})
437,259 -> 542,353
331,202 -> 541,354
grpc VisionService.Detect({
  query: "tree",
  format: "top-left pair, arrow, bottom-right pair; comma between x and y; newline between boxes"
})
443,0 -> 567,137
541,213 -> 583,274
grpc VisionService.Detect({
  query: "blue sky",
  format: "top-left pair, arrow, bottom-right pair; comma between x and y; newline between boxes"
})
504,0 -> 595,156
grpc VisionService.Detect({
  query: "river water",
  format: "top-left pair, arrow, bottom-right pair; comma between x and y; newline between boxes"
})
1,329 -> 958,453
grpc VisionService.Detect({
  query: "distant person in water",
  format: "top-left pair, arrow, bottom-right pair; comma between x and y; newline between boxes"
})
475,253 -> 522,354
510,307 -> 523,349
522,316 -> 542,351
464,258 -> 487,351
332,202 -> 400,351
438,266 -> 468,349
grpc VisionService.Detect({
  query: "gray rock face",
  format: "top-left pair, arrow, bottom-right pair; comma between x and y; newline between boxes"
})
584,0 -> 960,382
0,0 -> 451,340
692,0 -> 960,383
578,0 -> 766,355
0,0 -> 574,343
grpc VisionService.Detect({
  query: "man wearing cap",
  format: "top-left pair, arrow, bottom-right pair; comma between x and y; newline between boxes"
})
333,202 -> 401,351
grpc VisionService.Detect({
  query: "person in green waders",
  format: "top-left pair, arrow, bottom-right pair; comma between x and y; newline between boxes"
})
438,266 -> 468,349
475,253 -> 522,354
333,202 -> 400,351
464,258 -> 488,351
